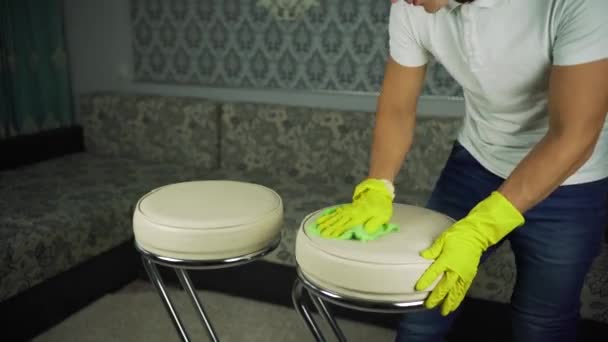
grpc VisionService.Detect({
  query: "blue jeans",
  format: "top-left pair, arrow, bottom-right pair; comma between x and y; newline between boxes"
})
395,142 -> 608,342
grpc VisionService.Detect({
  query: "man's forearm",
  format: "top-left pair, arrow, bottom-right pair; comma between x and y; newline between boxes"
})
367,109 -> 416,183
498,130 -> 600,213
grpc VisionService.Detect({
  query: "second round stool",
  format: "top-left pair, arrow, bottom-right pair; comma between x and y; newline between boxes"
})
293,203 -> 454,342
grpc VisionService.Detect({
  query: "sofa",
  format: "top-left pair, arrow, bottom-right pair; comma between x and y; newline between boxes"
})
1,92 -> 607,337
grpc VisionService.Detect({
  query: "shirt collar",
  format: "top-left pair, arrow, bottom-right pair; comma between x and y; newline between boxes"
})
446,0 -> 506,13
446,0 -> 463,12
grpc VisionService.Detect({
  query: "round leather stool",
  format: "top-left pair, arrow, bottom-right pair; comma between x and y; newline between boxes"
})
292,203 -> 454,342
133,180 -> 283,342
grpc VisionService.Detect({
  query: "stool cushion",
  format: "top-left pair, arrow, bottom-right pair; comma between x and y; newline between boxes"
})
133,180 -> 283,260
296,203 -> 454,302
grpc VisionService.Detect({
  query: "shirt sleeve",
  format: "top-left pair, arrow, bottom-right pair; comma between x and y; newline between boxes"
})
552,0 -> 608,66
389,1 -> 429,67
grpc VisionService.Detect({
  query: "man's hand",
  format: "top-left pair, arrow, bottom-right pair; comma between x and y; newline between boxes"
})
316,179 -> 394,238
415,191 -> 525,316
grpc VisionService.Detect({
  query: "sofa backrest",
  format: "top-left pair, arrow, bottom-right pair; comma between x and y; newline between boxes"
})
221,102 -> 462,192
79,93 -> 221,170
397,117 -> 463,192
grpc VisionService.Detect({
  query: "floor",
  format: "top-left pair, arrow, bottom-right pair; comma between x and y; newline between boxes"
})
32,280 -> 397,342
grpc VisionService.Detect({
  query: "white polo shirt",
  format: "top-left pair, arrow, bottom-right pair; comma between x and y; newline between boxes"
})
389,0 -> 608,185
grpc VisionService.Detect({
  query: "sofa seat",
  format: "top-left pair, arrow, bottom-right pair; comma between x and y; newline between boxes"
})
0,152 -> 203,301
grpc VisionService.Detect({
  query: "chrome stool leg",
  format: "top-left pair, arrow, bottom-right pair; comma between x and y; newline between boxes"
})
294,267 -> 428,342
309,294 -> 347,342
292,278 -> 327,342
176,268 -> 220,342
142,256 -> 191,342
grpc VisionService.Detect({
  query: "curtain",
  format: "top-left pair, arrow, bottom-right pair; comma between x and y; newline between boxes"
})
0,0 -> 73,139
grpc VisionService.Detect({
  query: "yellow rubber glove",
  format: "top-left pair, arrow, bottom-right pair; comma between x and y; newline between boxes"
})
415,191 -> 525,316
316,178 -> 394,238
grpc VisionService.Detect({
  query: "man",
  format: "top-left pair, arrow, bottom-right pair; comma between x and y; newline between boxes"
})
315,0 -> 608,341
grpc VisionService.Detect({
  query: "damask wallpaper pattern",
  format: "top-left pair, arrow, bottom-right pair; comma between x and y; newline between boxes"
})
131,0 -> 463,97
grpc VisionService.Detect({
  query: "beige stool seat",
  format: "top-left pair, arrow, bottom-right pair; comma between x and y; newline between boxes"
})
133,180 -> 283,261
295,203 -> 454,303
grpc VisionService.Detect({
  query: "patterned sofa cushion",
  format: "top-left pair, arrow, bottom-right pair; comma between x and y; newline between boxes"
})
79,93 -> 221,170
220,102 -> 462,192
0,153 -> 202,302
220,103 -> 375,185
397,118 -> 462,192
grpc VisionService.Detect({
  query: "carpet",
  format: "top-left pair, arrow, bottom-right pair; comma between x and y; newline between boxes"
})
32,282 -> 396,342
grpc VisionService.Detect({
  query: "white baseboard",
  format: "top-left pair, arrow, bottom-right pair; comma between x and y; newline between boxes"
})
116,82 -> 465,118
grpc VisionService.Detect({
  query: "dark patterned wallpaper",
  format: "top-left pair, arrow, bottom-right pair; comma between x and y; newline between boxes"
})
131,0 -> 462,97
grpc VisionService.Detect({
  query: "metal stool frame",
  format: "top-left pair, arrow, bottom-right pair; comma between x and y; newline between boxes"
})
136,236 -> 280,342
292,266 -> 427,342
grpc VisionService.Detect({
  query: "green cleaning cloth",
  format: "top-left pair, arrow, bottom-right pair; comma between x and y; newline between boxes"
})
306,208 -> 399,242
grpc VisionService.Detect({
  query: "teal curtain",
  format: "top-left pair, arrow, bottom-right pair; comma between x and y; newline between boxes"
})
0,0 -> 73,139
